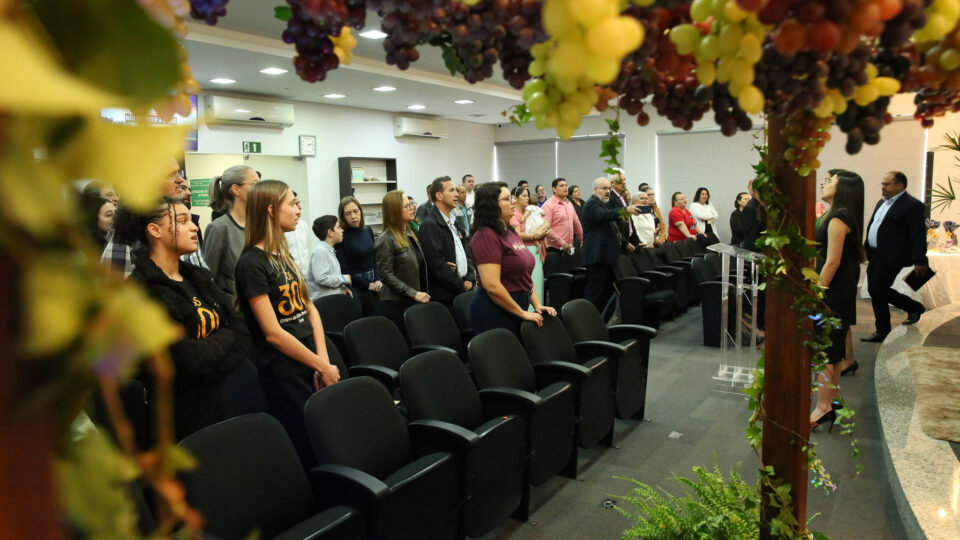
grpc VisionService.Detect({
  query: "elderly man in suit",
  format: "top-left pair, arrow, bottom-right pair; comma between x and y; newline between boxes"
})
861,171 -> 928,343
581,176 -> 639,314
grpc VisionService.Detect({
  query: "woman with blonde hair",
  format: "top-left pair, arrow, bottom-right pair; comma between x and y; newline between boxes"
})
375,190 -> 429,338
234,180 -> 339,467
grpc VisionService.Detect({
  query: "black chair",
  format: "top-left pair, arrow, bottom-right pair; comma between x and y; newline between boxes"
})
560,299 -> 655,420
225,357 -> 268,418
325,335 -> 350,377
453,290 -> 475,339
520,316 -> 615,448
468,329 -> 579,485
315,294 -> 362,364
684,237 -> 707,256
658,243 -> 700,306
633,248 -> 690,313
305,377 -> 461,540
399,351 -> 529,536
179,413 -> 366,540
543,251 -> 585,308
615,254 -> 676,328
691,258 -> 737,347
343,316 -> 438,392
704,252 -> 723,279
404,302 -> 466,361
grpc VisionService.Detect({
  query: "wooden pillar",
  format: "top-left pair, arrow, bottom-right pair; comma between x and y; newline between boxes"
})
0,251 -> 64,539
759,115 -> 816,537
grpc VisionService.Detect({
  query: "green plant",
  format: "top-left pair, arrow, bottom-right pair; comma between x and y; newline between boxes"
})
616,462 -> 763,540
931,132 -> 960,214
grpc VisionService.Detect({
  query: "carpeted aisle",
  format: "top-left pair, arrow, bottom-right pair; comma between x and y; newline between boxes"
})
479,298 -> 907,539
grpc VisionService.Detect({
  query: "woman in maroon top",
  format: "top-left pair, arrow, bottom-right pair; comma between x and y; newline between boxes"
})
667,191 -> 699,242
469,182 -> 557,337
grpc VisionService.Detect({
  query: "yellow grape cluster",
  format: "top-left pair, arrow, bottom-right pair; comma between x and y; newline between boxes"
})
812,63 -> 901,118
670,0 -> 768,115
332,27 -> 357,65
138,0 -> 199,120
523,0 -> 644,139
914,0 -> 960,42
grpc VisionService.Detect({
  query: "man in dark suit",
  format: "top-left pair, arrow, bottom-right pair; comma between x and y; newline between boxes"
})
607,169 -> 641,253
581,177 -> 639,313
418,176 -> 475,312
739,180 -> 766,253
861,171 -> 928,342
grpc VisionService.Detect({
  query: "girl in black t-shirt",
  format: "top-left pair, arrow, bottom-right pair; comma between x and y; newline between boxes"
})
115,197 -> 250,441
234,180 -> 340,467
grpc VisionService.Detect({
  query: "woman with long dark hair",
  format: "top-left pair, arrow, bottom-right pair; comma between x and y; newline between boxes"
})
469,182 -> 556,337
729,192 -> 750,245
688,187 -> 719,236
335,196 -> 382,315
79,192 -> 115,250
810,169 -> 864,431
510,185 -> 550,304
203,165 -> 258,296
115,197 -> 249,441
234,180 -> 340,467
569,185 -> 584,220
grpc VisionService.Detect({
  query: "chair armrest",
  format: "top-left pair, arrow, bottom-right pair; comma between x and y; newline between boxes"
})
408,419 -> 480,454
653,265 -> 682,274
638,270 -> 668,279
532,361 -> 590,386
410,344 -> 460,357
574,340 -> 629,361
545,272 -> 574,282
608,324 -> 657,342
617,276 -> 650,287
325,330 -> 344,340
570,267 -> 587,277
670,260 -> 694,268
348,365 -> 398,391
479,387 -> 542,416
308,463 -> 389,510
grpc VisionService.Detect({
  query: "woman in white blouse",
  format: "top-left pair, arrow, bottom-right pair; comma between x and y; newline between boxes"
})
688,187 -> 719,236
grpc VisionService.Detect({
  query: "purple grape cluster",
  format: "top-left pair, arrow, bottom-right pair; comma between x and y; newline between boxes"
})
295,0 -> 367,33
754,45 -> 828,116
710,85 -> 752,136
189,0 -> 229,25
825,45 -> 871,97
880,0 -> 933,48
282,1 -> 345,82
836,96 -> 891,154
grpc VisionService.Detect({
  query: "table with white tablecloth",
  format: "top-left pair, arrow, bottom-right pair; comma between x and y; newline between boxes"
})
860,252 -> 960,309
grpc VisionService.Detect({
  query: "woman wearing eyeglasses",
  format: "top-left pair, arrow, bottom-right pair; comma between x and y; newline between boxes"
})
375,190 -> 430,339
469,182 -> 556,337
203,165 -> 259,297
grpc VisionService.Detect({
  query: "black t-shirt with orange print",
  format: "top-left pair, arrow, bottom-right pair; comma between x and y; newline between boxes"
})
235,247 -> 313,362
178,278 -> 220,339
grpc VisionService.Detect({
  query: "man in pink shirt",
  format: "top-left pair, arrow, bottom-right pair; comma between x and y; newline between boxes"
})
541,177 -> 583,254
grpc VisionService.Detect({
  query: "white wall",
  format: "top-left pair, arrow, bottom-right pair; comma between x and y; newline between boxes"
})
193,94 -> 496,224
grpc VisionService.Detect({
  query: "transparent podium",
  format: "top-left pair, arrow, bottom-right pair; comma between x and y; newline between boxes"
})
706,244 -> 764,393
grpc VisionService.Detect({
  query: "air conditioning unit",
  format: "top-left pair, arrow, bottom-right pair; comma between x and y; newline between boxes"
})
394,116 -> 449,139
204,95 -> 295,128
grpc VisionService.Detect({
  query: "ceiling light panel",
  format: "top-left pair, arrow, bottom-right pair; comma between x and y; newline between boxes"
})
454,99 -> 475,104
406,104 -> 426,110
209,78 -> 236,84
359,30 -> 387,39
373,85 -> 397,92
259,67 -> 288,75
323,93 -> 346,99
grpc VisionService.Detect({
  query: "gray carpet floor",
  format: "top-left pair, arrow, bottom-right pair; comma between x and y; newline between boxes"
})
479,298 -> 908,540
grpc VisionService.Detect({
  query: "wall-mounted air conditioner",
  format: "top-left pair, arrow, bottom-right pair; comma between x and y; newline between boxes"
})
204,95 -> 295,128
394,116 -> 449,139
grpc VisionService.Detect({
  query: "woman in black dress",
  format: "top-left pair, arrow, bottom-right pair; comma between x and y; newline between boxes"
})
729,192 -> 750,245
810,169 -> 864,430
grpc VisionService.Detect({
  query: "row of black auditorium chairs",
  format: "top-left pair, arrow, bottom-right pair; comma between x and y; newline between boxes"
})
172,297 -> 657,539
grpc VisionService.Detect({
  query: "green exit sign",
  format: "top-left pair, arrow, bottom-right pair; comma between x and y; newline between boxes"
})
242,141 -> 262,153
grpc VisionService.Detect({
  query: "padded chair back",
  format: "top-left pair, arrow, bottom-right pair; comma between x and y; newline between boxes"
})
225,358 -> 268,418
705,231 -> 720,245
560,299 -> 610,343
520,316 -> 578,365
179,414 -> 314,539
399,350 -> 484,429
691,258 -> 716,286
660,242 -> 684,263
543,251 -> 566,275
685,237 -> 706,255
344,316 -> 410,370
453,290 -> 475,335
324,335 -> 349,376
314,294 -> 361,334
616,254 -> 637,279
305,377 -> 414,480
467,329 -> 537,393
677,239 -> 695,258
705,252 -> 723,275
404,302 -> 466,358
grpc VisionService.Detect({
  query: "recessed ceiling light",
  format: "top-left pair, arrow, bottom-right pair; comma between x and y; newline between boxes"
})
234,109 -> 251,113
323,93 -> 346,99
454,99 -> 475,104
406,104 -> 426,110
210,78 -> 236,84
259,67 -> 288,75
373,85 -> 397,92
359,30 -> 388,39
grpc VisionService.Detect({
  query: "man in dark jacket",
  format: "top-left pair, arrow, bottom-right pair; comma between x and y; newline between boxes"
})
862,171 -> 929,342
418,176 -> 475,311
607,169 -> 641,253
581,177 -> 639,312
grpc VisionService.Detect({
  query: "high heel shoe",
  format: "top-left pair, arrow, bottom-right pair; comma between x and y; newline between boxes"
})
810,409 -> 837,433
841,360 -> 859,376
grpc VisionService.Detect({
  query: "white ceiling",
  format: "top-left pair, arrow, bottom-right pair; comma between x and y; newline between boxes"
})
184,1 -> 521,124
